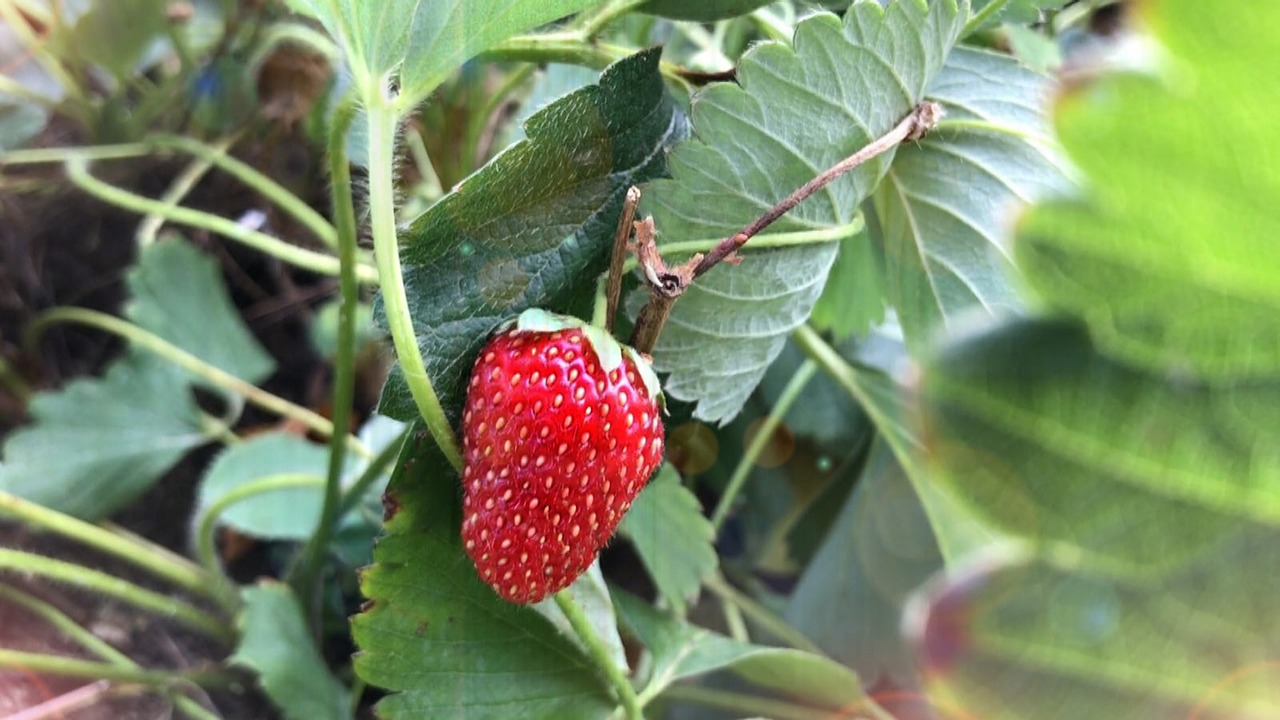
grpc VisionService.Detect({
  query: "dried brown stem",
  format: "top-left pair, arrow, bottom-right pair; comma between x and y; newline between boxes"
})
605,187 -> 641,333
627,101 -> 944,354
690,101 -> 943,279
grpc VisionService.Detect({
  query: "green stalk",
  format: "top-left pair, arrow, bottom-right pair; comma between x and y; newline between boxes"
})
0,549 -> 229,641
662,684 -> 892,720
293,94 -> 362,613
364,101 -> 464,472
154,135 -> 343,251
24,307 -> 372,459
136,135 -> 240,248
195,474 -> 325,575
0,586 -> 133,666
0,143 -> 154,165
0,492 -> 222,607
0,587 -> 225,720
575,0 -> 650,39
963,0 -> 1013,35
708,359 -> 817,532
64,158 -> 379,284
0,650 -> 226,688
554,590 -> 642,720
481,36 -> 694,95
702,574 -> 822,655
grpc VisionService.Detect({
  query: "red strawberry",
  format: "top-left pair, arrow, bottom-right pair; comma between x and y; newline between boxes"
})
460,309 -> 665,604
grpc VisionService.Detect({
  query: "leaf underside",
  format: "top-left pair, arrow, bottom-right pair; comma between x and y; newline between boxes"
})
635,0 -> 966,424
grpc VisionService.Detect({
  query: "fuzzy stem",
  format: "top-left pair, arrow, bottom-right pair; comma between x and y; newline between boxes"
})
292,93 -> 362,620
963,0 -> 1013,35
0,549 -> 230,641
23,307 -> 372,459
576,0 -> 650,39
364,100 -> 464,473
0,492 -> 224,609
63,158 -> 379,284
0,143 -> 154,164
554,590 -> 642,720
709,359 -> 817,532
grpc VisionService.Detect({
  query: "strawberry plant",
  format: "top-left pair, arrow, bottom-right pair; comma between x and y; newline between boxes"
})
1,0 -> 1276,718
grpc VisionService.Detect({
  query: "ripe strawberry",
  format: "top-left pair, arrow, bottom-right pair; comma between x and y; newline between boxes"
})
460,309 -> 665,604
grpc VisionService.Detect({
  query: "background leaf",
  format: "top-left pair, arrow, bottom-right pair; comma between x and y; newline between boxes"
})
1016,0 -> 1280,379
196,433 -> 327,541
871,45 -> 1067,348
285,0 -> 597,105
0,352 -> 207,519
636,0 -> 965,424
907,535 -> 1280,719
618,464 -> 718,614
233,583 -> 349,720
638,0 -> 775,21
127,236 -> 275,387
615,591 -> 868,709
351,436 -> 616,719
377,48 -> 684,424
784,440 -> 943,691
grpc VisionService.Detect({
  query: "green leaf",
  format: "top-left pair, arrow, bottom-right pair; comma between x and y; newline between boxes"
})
377,48 -> 684,423
1016,0 -> 1280,379
615,591 -> 868,709
233,583 -> 349,720
618,464 -> 717,614
808,226 -> 885,341
871,45 -> 1068,349
638,0 -> 775,21
0,103 -> 47,150
920,318 -> 1280,575
636,0 -> 965,424
968,0 -> 1066,29
68,0 -> 168,80
784,440 -> 942,690
907,534 -> 1280,719
127,237 -> 275,387
196,433 -> 327,541
286,0 -> 597,105
351,436 -> 616,719
0,352 -> 208,519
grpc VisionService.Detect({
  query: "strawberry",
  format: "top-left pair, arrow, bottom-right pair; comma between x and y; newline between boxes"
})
460,309 -> 665,604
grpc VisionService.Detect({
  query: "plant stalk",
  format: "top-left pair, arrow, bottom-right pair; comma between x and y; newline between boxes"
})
0,492 -> 225,609
23,307 -> 372,459
64,158 -> 379,284
0,549 -> 230,641
709,359 -> 817,532
292,93 -> 362,623
364,99 -> 464,473
554,590 -> 643,720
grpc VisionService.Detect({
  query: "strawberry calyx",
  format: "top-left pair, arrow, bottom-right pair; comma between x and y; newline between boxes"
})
504,308 -> 664,408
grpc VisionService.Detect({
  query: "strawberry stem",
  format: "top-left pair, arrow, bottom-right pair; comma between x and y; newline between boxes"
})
553,590 -> 643,719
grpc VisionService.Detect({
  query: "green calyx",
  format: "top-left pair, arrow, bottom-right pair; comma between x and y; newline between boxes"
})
507,308 -> 663,402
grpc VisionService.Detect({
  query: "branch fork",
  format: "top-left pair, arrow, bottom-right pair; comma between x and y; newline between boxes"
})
611,101 -> 943,354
